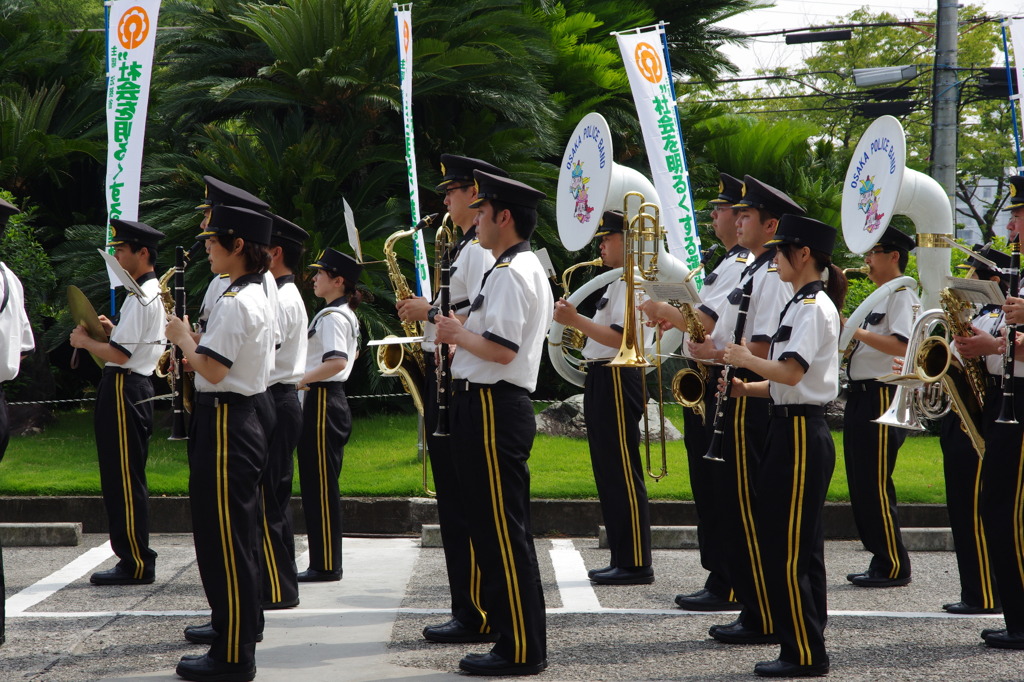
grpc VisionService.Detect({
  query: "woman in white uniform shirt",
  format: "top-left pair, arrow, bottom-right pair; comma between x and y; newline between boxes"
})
295,248 -> 362,582
723,214 -> 846,678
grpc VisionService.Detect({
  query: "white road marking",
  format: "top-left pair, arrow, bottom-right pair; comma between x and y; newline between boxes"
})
6,541 -> 114,615
549,538 -> 603,612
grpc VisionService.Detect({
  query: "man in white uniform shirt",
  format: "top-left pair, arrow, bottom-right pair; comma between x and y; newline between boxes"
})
434,170 -> 551,676
0,196 -> 35,646
70,219 -> 166,586
843,225 -> 918,588
396,154 -> 504,644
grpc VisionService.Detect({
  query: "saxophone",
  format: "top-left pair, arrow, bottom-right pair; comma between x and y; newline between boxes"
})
375,215 -> 439,416
670,303 -> 709,424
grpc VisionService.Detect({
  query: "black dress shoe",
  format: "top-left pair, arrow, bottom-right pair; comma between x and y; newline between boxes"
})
676,590 -> 739,611
90,566 -> 154,585
710,622 -> 778,645
754,658 -> 830,677
708,618 -> 741,636
590,566 -> 654,585
422,618 -> 499,643
981,627 -> 1006,640
849,572 -> 911,588
846,571 -> 866,582
458,652 -> 547,676
984,630 -> 1024,649
183,622 -> 263,645
587,564 -> 614,579
262,597 -> 300,610
942,601 -> 1001,615
296,568 -> 342,582
175,653 -> 256,681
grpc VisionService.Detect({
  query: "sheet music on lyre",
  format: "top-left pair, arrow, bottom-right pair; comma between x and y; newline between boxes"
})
944,275 -> 1004,306
97,248 -> 151,302
643,280 -> 702,308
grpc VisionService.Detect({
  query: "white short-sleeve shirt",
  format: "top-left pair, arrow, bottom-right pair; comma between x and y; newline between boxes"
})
194,273 -> 273,396
697,246 -> 749,325
768,282 -> 840,405
423,229 -> 495,353
847,283 -> 919,381
711,250 -> 793,353
305,298 -> 360,383
270,276 -> 308,386
451,243 -> 553,392
108,271 -> 165,375
0,262 -> 34,383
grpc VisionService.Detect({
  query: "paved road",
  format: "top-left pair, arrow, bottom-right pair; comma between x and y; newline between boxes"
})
1,534 -> 1021,681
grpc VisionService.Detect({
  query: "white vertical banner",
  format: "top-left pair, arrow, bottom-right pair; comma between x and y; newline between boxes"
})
1011,18 -> 1024,108
393,3 -> 430,296
104,0 -> 161,287
615,24 -> 702,285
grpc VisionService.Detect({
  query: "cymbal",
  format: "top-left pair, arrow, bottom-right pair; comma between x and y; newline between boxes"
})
67,285 -> 106,368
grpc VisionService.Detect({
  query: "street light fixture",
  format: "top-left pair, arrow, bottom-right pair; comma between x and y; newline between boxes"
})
852,65 -> 919,87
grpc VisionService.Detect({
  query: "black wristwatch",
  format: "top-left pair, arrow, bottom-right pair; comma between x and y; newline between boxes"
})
427,306 -> 441,324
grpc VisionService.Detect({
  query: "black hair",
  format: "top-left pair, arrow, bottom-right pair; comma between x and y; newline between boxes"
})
488,200 -> 537,240
214,234 -> 271,274
277,240 -> 304,272
323,269 -> 362,310
777,243 -> 847,312
127,242 -> 158,266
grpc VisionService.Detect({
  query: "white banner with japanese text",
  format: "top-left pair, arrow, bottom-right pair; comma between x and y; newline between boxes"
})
104,0 -> 161,287
394,4 -> 430,295
615,25 -> 702,285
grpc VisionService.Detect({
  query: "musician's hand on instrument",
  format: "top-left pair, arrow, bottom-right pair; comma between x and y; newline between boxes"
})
687,336 -> 718,361
638,299 -> 667,325
396,296 -> 431,323
722,337 -> 753,368
434,311 -> 463,344
97,315 -> 116,334
892,356 -> 905,373
165,314 -> 192,347
552,297 -> 578,325
1004,296 -> 1024,325
68,325 -> 90,348
954,325 -> 1000,358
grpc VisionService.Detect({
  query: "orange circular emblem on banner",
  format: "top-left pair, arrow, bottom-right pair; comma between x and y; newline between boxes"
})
117,6 -> 151,50
634,42 -> 663,84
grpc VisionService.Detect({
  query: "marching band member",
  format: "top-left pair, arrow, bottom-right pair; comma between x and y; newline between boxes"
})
295,248 -> 363,582
70,220 -> 165,586
0,197 -> 34,646
937,244 -> 1005,616
724,214 -> 845,678
553,209 -> 653,585
259,215 -> 310,609
686,176 -> 803,645
396,154 -> 504,644
165,204 -> 275,682
843,226 -> 918,588
963,176 -> 1024,649
434,171 -> 551,676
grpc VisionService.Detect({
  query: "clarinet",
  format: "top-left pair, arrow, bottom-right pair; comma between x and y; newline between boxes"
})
704,278 -> 754,462
432,228 -> 453,437
996,237 -> 1020,425
169,245 -> 189,440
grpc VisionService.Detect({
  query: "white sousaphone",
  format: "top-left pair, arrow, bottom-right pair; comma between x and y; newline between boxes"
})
547,112 -> 688,386
838,115 -> 952,354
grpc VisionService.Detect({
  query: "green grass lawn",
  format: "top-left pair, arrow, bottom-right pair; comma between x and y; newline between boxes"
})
0,407 -> 949,503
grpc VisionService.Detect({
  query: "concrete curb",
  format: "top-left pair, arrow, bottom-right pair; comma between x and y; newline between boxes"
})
0,496 -> 950,540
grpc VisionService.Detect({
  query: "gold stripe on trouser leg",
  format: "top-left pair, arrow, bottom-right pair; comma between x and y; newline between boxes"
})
876,388 -> 901,578
786,417 -> 812,665
1013,439 -> 1024,587
215,404 -> 241,663
115,374 -> 143,578
732,393 -> 772,631
611,368 -> 642,566
260,488 -> 281,603
468,540 -> 489,632
480,389 -> 527,663
316,387 -> 332,569
971,460 -> 995,607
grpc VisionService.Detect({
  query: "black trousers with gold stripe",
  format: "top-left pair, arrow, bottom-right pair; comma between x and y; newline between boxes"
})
424,354 -> 488,631
980,381 -> 1024,633
260,383 -> 301,606
682,371 -> 731,598
710,370 -> 772,633
1,386 -> 8,644
451,383 -> 546,665
584,365 -> 651,569
188,392 -> 266,667
939,410 -> 998,609
297,382 -> 350,574
757,410 -> 833,667
843,381 -> 911,580
95,367 -> 157,578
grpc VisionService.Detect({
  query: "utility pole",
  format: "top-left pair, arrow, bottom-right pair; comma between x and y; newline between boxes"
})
930,0 -> 959,214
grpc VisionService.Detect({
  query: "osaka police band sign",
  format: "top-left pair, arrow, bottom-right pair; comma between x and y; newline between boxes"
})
104,0 -> 160,276
615,24 -> 702,287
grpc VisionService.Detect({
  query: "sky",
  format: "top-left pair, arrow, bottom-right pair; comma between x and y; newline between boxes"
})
716,0 -> 1024,77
